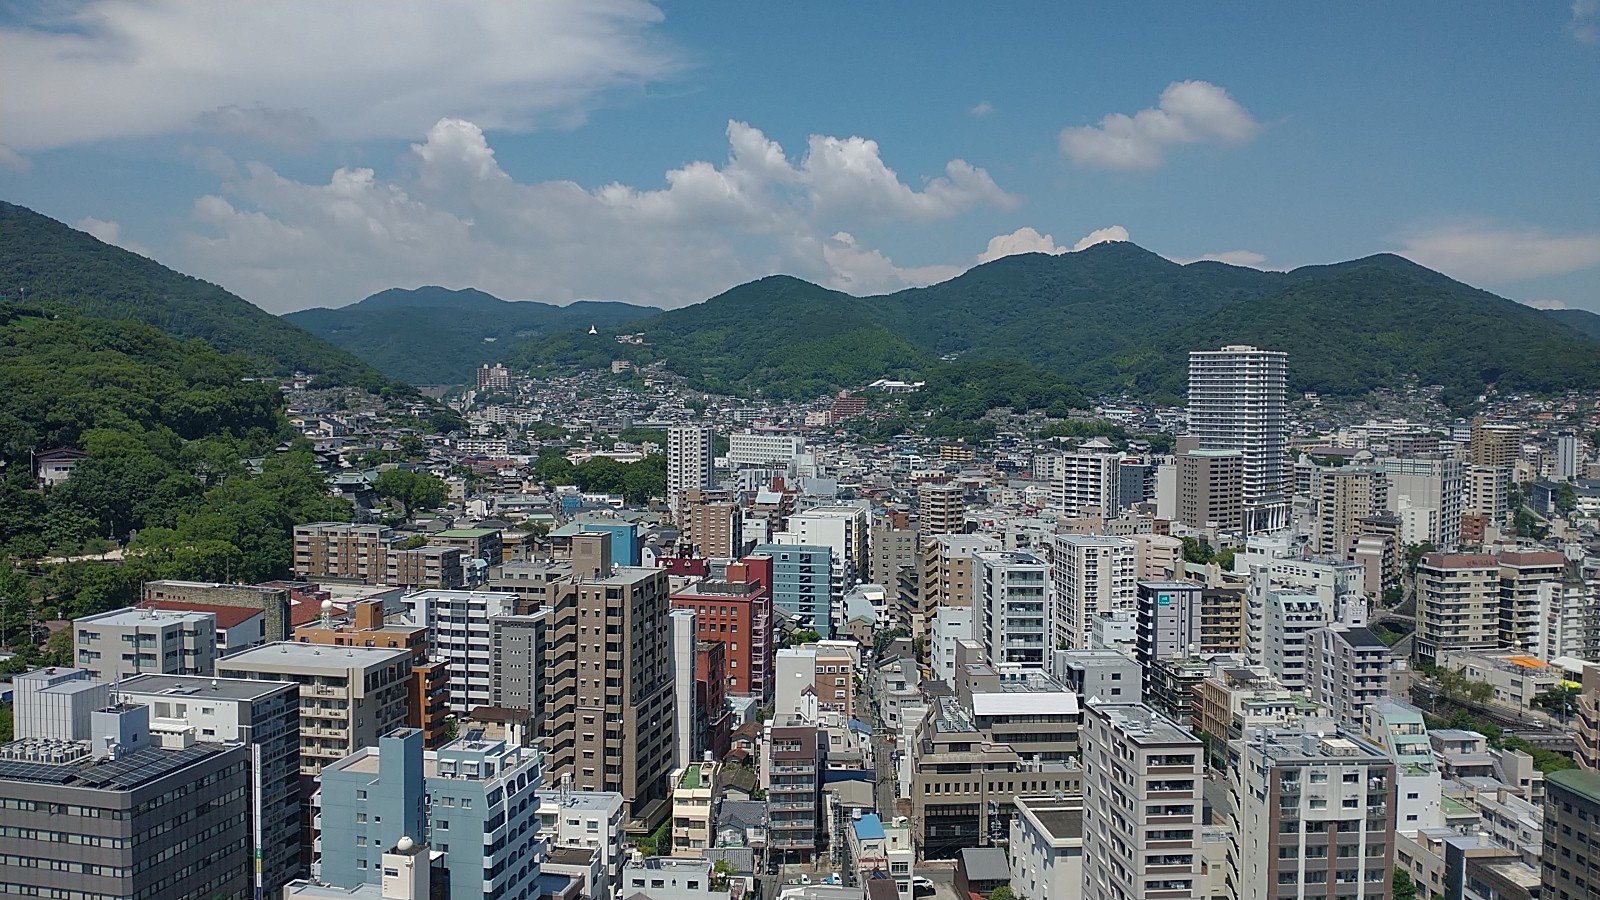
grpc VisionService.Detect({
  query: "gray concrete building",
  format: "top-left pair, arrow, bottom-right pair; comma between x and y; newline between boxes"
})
73,605 -> 218,681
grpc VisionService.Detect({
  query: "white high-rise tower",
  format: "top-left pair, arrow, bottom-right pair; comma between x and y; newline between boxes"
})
666,425 -> 714,522
1187,345 -> 1289,533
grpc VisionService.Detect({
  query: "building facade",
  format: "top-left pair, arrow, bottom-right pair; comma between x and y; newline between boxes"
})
1187,346 -> 1290,533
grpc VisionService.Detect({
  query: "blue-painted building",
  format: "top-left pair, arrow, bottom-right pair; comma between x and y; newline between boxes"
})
319,729 -> 549,900
754,543 -> 834,638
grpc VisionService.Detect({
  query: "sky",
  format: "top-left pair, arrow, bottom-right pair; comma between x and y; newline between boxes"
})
2,1 -> 1597,314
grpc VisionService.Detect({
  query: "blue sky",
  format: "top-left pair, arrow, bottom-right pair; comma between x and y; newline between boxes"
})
2,1 -> 1596,313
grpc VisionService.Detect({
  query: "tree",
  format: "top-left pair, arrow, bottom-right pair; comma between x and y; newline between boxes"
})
784,629 -> 820,648
372,469 -> 447,516
1557,481 -> 1578,513
1180,537 -> 1214,565
989,888 -> 1016,900
1403,542 -> 1437,575
1533,685 -> 1580,720
1393,869 -> 1417,900
711,859 -> 735,891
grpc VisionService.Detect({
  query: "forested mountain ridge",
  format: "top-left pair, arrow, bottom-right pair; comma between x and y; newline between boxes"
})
511,243 -> 1600,405
285,285 -> 658,384
0,201 -> 389,390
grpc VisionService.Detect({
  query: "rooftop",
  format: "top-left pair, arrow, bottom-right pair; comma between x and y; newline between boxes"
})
118,673 -> 294,701
1548,768 -> 1600,805
852,812 -> 885,841
0,740 -> 236,790
217,641 -> 412,671
146,600 -> 266,630
1090,703 -> 1197,745
77,606 -> 215,627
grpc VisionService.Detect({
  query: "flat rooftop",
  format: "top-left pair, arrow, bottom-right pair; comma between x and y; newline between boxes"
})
1091,703 -> 1197,745
118,673 -> 295,701
217,641 -> 411,670
0,740 -> 236,790
77,606 -> 214,627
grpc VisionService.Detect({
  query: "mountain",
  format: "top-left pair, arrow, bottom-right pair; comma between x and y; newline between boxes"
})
513,275 -> 931,399
286,285 -> 658,384
0,201 -> 388,389
1543,308 -> 1600,343
512,242 -> 1600,406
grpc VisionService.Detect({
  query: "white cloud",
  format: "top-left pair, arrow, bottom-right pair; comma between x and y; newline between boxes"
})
75,217 -> 150,257
1060,81 -> 1261,170
1071,225 -> 1131,252
1525,298 -> 1568,310
1175,250 -> 1269,267
175,118 -> 1013,312
969,101 -> 995,117
1573,0 -> 1599,44
1397,223 -> 1600,284
0,145 -> 30,173
976,225 -> 1130,263
0,1 -> 677,151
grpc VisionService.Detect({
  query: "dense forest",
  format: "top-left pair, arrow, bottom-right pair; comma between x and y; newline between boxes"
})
0,201 -> 389,389
287,285 -> 658,384
0,304 -> 351,666
502,242 -> 1600,409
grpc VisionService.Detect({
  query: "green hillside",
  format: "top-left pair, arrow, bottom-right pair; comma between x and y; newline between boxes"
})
514,275 -> 932,399
0,201 -> 388,389
1543,307 -> 1600,343
510,243 -> 1600,406
285,285 -> 658,384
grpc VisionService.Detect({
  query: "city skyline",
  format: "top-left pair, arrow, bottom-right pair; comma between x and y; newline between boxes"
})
1,3 -> 1596,313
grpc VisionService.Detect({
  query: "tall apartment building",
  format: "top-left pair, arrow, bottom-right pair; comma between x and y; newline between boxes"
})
1053,446 -> 1121,516
1311,464 -> 1387,559
869,519 -> 918,590
476,361 -> 511,391
1471,420 -> 1522,470
1261,591 -> 1327,692
1229,728 -> 1397,900
218,642 -> 413,774
1543,768 -> 1600,899
1498,550 -> 1565,652
543,532 -> 675,818
922,533 -> 1000,610
1200,587 -> 1248,656
488,608 -> 548,731
143,579 -> 292,641
727,429 -> 805,468
1187,345 -> 1290,533
765,716 -> 823,863
117,673 -> 303,894
1135,580 -> 1204,673
1414,553 -> 1501,665
1120,458 -> 1158,511
1053,534 -> 1137,651
0,704 -> 252,900
977,550 -> 1052,669
1555,431 -> 1582,481
684,496 -> 744,558
320,728 -> 546,900
1177,449 -> 1245,532
667,425 -> 715,521
1465,464 -> 1510,522
294,597 -> 450,748
1381,456 -> 1465,549
755,542 -> 835,637
671,554 -> 775,700
1304,624 -> 1390,734
918,481 -> 966,536
1081,703 -> 1204,900
403,588 -> 524,715
74,605 -> 217,680
777,504 -> 871,626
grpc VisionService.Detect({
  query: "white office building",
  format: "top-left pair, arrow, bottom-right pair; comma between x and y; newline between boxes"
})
1052,445 -> 1121,516
727,430 -> 806,469
667,425 -> 715,521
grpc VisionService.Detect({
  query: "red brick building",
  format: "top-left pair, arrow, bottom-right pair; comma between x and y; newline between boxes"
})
671,554 -> 774,701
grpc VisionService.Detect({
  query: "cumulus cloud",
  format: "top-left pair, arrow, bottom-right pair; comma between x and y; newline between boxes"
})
1060,81 -> 1261,170
1525,298 -> 1568,310
1573,0 -> 1599,44
1072,225 -> 1131,252
175,118 -> 1012,311
1397,223 -> 1600,285
969,101 -> 995,117
976,225 -> 1130,263
75,217 -> 150,257
0,1 -> 677,151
